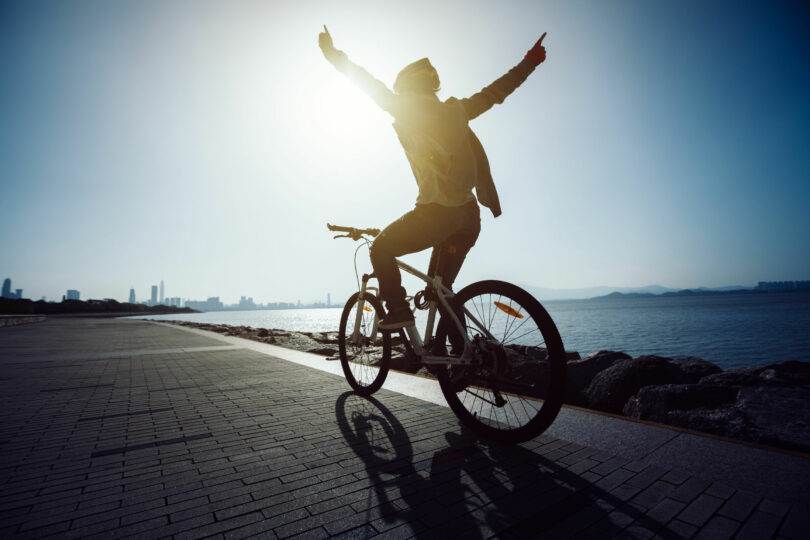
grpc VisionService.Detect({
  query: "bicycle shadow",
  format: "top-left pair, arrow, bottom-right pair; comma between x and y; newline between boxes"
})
334,391 -> 672,538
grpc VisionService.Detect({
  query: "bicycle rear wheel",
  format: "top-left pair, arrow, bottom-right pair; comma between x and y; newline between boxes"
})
338,291 -> 391,395
435,280 -> 566,443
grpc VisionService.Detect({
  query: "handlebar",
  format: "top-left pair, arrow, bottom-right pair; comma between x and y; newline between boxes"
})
327,223 -> 380,241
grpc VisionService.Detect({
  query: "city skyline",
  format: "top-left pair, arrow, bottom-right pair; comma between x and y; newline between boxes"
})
2,1 -> 808,304
3,274 -> 809,307
1,275 -> 339,307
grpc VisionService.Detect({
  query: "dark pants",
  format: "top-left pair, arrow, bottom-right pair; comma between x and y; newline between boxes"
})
369,201 -> 481,313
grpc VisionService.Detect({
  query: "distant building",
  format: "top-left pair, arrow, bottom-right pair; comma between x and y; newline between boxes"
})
66,289 -> 80,300
1,278 -> 22,299
184,297 -> 223,311
327,293 -> 331,307
129,288 -> 136,303
160,280 -> 165,304
151,285 -> 158,306
238,296 -> 257,310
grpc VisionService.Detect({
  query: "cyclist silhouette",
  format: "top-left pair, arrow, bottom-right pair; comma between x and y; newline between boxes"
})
319,26 -> 547,329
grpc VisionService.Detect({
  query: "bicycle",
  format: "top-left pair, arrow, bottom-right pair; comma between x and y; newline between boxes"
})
327,223 -> 567,443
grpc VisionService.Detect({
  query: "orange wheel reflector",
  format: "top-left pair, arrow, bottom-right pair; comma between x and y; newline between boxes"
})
494,301 -> 523,318
363,305 -> 373,312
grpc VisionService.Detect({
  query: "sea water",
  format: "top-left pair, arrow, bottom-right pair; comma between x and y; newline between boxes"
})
129,291 -> 810,370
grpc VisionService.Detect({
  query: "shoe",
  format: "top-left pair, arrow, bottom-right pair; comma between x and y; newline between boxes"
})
378,308 -> 415,330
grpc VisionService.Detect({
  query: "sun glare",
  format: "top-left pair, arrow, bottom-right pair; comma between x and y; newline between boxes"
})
311,74 -> 389,148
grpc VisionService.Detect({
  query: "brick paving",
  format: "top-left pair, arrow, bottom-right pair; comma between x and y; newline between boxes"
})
0,318 -> 808,539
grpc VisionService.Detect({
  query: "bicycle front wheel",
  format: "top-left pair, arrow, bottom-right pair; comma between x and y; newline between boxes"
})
436,280 -> 566,443
338,291 -> 391,395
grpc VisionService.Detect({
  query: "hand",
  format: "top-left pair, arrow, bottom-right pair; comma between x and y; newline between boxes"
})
525,32 -> 547,66
319,25 -> 335,54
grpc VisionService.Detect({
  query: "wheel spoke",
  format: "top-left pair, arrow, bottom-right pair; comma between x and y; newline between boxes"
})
505,327 -> 546,347
339,293 -> 390,395
438,281 -> 566,442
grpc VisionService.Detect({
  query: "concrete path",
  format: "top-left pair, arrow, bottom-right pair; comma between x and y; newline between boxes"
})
0,318 -> 807,539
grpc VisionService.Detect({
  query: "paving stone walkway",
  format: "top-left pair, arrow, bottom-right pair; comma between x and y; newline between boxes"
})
0,318 -> 807,539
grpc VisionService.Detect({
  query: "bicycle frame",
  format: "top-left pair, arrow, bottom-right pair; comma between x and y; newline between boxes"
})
350,258 -> 497,367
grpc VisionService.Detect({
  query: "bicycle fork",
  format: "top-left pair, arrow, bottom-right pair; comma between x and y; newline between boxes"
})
351,275 -> 381,346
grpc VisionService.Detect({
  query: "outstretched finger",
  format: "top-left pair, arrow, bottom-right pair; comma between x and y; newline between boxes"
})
538,32 -> 547,45
323,25 -> 330,35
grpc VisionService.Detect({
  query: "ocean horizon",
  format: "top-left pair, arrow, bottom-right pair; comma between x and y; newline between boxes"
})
129,291 -> 810,371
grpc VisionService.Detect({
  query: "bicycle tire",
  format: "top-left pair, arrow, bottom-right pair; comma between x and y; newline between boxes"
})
338,291 -> 391,395
435,280 -> 566,443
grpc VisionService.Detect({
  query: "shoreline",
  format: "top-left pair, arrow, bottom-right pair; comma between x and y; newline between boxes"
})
147,319 -> 810,455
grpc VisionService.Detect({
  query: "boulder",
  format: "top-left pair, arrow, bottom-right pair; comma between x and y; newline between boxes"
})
565,350 -> 631,406
649,406 -> 751,441
272,331 -> 323,352
305,332 -> 340,345
699,370 -> 762,387
700,361 -> 810,387
587,356 -> 692,413
668,357 -> 722,382
623,384 -> 738,419
624,383 -> 810,452
736,386 -> 810,451
388,347 -> 420,373
321,332 -> 340,344
760,360 -> 810,385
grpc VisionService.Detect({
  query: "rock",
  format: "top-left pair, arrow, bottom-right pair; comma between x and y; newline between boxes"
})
204,325 -> 228,333
587,355 -> 692,413
668,357 -> 722,382
388,347 -> 419,373
700,361 -> 810,387
624,383 -> 810,453
736,386 -> 810,451
653,406 -> 751,441
272,332 -> 323,352
321,332 -> 340,344
760,360 -> 808,385
623,384 -> 738,418
565,350 -> 631,406
305,332 -> 336,344
258,328 -> 270,337
699,370 -> 762,387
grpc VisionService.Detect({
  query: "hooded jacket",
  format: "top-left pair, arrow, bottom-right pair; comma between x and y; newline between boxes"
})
324,50 -> 536,218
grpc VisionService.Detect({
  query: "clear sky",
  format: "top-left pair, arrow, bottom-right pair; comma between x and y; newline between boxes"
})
2,0 -> 809,304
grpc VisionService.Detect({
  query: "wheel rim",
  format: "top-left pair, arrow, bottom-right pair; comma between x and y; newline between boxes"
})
447,290 -> 561,434
343,300 -> 386,388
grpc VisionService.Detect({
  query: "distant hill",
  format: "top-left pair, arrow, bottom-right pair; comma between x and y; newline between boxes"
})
521,284 -> 679,301
591,287 -> 763,300
519,284 -> 763,301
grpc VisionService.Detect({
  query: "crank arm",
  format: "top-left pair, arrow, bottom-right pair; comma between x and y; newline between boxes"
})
422,354 -> 470,366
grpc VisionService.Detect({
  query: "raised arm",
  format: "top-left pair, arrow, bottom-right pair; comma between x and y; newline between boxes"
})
459,33 -> 547,121
318,26 -> 396,114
